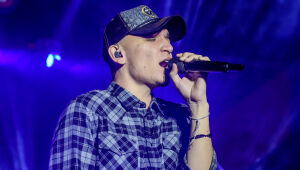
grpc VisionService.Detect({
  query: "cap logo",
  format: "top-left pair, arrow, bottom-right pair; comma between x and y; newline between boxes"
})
142,6 -> 154,16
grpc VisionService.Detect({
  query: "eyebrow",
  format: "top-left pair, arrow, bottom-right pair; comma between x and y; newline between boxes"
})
152,31 -> 170,39
143,31 -> 170,39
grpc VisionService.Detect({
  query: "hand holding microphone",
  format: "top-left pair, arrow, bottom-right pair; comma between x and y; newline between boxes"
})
168,53 -> 212,114
168,52 -> 245,114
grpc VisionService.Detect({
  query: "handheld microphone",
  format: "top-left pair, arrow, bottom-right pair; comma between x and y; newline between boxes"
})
167,58 -> 245,73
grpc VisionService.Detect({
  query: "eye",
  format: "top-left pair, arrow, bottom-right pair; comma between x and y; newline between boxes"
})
146,38 -> 156,41
143,32 -> 159,41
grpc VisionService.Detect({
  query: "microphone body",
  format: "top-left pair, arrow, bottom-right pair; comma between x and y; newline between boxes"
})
168,58 -> 245,73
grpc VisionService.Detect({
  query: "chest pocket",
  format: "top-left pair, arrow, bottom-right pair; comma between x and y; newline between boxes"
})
162,132 -> 181,169
97,132 -> 138,168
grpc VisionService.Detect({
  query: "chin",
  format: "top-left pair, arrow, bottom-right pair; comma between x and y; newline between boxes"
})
149,71 -> 170,88
157,73 -> 170,87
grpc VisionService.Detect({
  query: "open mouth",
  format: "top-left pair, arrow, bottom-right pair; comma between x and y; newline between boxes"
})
159,60 -> 169,69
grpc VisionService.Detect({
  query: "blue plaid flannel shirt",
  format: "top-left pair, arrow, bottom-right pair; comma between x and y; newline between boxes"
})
49,82 -> 217,169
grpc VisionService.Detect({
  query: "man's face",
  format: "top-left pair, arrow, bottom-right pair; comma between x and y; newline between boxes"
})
119,29 -> 173,88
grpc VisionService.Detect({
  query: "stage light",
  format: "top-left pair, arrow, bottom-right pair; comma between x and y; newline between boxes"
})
46,54 -> 61,68
54,54 -> 61,61
46,54 -> 54,67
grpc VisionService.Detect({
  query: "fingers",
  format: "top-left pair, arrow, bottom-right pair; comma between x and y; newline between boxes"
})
176,52 -> 210,62
169,63 -> 184,87
169,63 -> 178,76
175,52 -> 209,80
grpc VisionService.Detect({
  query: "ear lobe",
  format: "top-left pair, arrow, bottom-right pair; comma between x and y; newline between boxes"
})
108,45 -> 125,64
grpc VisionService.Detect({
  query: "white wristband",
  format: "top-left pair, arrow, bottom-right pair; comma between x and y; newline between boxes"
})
189,113 -> 210,121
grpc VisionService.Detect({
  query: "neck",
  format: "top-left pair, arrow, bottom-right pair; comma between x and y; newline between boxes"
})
114,76 -> 152,109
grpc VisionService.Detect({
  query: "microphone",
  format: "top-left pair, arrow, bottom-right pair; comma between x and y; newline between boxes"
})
167,58 -> 245,73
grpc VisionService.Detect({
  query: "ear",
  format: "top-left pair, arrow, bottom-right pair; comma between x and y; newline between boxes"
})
108,45 -> 126,65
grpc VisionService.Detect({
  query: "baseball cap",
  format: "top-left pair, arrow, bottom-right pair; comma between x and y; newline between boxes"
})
103,5 -> 186,61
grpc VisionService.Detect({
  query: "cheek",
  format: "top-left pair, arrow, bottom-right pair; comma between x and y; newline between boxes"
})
125,42 -> 159,75
134,45 -> 156,68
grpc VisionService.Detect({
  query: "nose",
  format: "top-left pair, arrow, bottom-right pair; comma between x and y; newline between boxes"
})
159,29 -> 173,56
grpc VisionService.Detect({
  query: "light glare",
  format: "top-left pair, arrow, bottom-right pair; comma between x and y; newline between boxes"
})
46,54 -> 54,68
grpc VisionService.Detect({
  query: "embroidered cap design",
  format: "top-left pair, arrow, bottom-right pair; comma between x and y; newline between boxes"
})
142,6 -> 154,16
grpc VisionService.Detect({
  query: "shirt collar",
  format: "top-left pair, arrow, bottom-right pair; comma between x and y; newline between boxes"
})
108,81 -> 147,111
149,97 -> 167,119
107,81 -> 166,118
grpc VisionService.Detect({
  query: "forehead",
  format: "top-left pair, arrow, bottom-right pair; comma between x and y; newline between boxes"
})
119,34 -> 143,45
120,29 -> 170,43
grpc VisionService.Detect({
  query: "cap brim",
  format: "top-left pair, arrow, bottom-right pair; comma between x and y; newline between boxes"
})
130,16 -> 186,42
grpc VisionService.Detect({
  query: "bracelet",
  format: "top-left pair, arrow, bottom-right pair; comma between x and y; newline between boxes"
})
189,113 -> 210,121
190,134 -> 212,141
188,113 -> 210,146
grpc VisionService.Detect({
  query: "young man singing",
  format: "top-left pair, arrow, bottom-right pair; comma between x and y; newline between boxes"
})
50,5 -> 218,170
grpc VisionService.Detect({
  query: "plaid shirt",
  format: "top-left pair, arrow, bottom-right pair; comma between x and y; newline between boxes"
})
49,82 -> 217,169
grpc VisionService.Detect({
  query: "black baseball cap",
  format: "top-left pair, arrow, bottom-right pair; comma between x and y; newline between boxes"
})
103,5 -> 187,62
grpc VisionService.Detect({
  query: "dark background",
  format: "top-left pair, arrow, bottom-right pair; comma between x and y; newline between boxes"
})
1,0 -> 299,169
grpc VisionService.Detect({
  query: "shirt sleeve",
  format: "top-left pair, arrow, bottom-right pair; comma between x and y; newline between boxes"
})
210,150 -> 218,170
49,101 -> 97,169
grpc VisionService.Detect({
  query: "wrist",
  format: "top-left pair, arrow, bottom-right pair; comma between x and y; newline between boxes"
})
189,113 -> 209,121
188,102 -> 209,117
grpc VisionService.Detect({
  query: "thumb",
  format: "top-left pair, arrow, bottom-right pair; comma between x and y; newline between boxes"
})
169,63 -> 181,85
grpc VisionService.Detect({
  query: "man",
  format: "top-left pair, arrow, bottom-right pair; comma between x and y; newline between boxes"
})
49,5 -> 217,170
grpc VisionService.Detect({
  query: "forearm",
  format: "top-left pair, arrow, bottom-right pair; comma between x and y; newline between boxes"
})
187,102 -> 213,170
